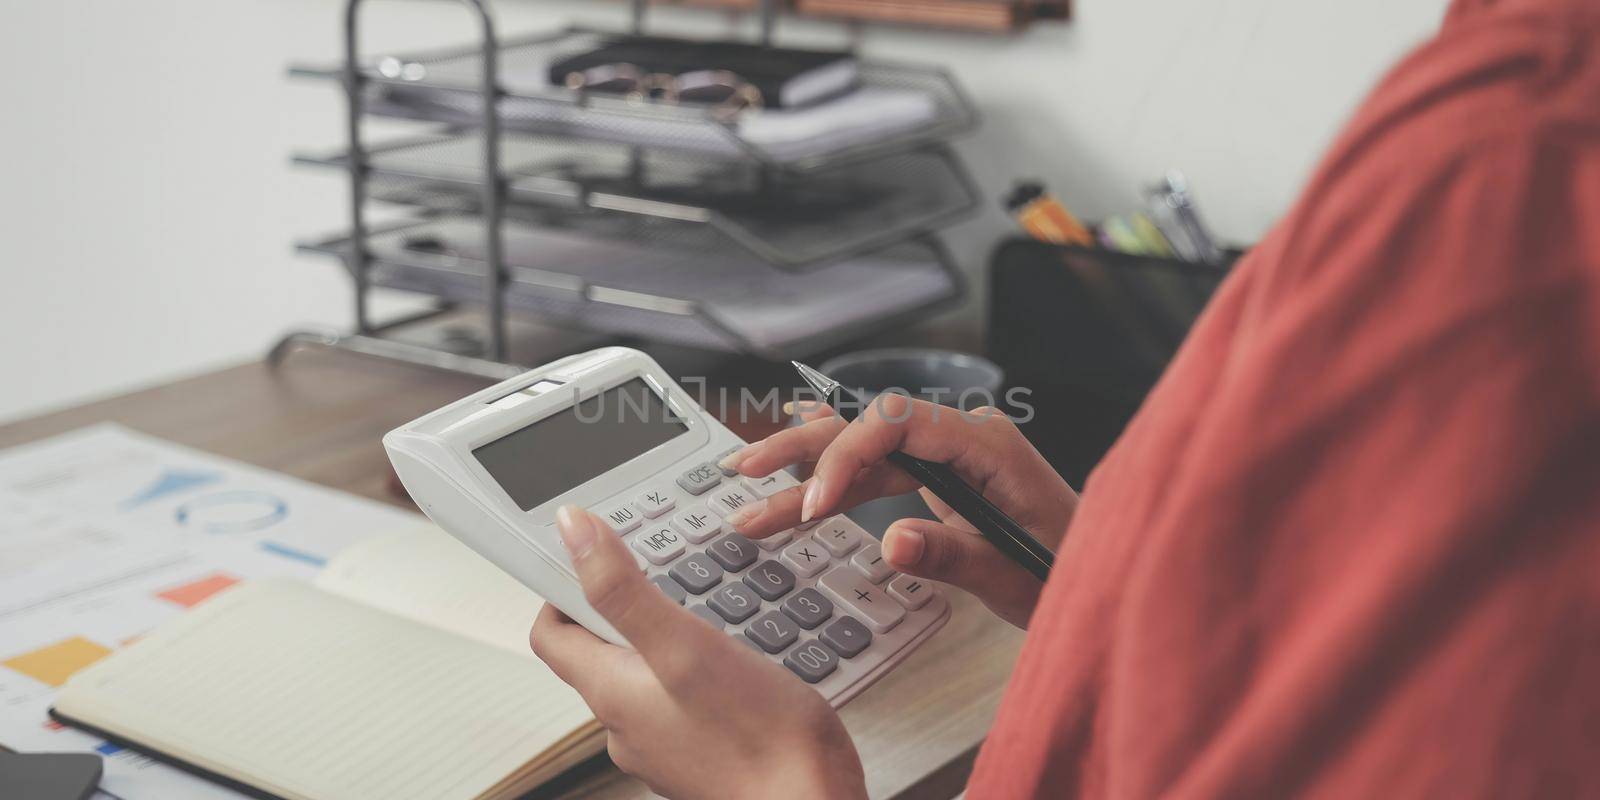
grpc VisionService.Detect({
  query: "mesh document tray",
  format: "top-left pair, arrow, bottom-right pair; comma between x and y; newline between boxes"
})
288,28 -> 978,171
294,132 -> 979,268
296,214 -> 963,358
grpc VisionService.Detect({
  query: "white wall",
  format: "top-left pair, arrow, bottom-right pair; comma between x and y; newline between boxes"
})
0,0 -> 1450,424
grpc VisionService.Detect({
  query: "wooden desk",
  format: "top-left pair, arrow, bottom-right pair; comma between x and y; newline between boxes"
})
0,348 -> 1024,800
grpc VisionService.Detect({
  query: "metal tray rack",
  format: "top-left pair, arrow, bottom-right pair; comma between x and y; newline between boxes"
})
274,0 -> 983,375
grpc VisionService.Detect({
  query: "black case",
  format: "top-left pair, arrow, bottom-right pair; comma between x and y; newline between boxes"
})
987,239 -> 1237,487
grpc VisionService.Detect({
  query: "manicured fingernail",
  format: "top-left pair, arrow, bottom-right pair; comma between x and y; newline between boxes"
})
722,498 -> 768,528
800,479 -> 823,523
556,505 -> 597,558
782,401 -> 796,416
718,445 -> 755,471
885,527 -> 925,565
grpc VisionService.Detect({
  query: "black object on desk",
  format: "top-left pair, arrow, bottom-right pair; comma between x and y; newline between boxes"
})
987,239 -> 1239,488
792,361 -> 1055,581
0,751 -> 103,800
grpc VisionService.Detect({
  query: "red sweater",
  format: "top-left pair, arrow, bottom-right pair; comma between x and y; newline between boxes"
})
969,0 -> 1600,796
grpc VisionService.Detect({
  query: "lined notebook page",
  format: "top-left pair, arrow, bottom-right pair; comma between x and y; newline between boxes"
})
57,580 -> 594,800
315,526 -> 547,657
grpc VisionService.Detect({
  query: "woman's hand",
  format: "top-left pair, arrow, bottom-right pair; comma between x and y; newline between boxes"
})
720,396 -> 1077,628
530,506 -> 866,800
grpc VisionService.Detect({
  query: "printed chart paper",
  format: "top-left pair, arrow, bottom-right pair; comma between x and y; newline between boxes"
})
0,424 -> 419,799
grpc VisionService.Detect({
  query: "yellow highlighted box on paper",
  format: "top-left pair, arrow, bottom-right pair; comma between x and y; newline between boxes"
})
4,636 -> 112,687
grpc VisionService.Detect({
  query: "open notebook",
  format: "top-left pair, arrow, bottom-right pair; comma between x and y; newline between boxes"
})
50,528 -> 603,800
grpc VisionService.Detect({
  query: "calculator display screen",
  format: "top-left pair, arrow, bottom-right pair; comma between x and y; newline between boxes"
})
474,379 -> 687,511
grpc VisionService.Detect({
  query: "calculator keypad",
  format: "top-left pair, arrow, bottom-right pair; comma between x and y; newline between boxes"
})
591,455 -> 947,703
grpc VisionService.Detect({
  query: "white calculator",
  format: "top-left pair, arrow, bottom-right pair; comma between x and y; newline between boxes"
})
384,347 -> 949,706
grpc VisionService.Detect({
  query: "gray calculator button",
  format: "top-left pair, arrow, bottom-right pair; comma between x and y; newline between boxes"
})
708,582 -> 760,623
737,632 -> 766,653
743,560 -> 796,601
706,534 -> 759,572
651,575 -> 686,606
717,447 -> 742,476
745,611 -> 800,654
781,588 -> 833,630
599,504 -> 642,534
669,553 -> 724,595
689,604 -> 724,630
677,462 -> 722,495
820,616 -> 872,658
783,639 -> 840,683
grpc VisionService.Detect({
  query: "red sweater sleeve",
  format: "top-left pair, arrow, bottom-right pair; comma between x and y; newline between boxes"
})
968,1 -> 1600,797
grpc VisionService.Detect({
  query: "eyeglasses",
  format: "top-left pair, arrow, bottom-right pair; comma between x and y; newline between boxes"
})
564,63 -> 765,119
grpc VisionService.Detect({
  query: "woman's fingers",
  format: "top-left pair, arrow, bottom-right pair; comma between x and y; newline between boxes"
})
882,518 -> 1044,628
722,414 -> 846,478
724,467 -> 921,540
805,395 -> 990,523
529,603 -> 622,697
553,506 -> 725,691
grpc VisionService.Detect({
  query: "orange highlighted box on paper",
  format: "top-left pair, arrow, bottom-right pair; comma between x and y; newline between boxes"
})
4,637 -> 112,687
156,572 -> 240,608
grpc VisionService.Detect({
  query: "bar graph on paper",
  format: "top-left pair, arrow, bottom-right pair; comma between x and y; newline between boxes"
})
0,424 -> 418,799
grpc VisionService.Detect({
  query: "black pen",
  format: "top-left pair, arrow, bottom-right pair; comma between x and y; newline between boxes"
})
791,361 -> 1055,582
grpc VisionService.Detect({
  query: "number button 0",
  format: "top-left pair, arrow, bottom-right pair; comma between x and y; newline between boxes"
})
706,534 -> 759,572
780,538 -> 829,578
783,640 -> 840,683
708,582 -> 760,623
668,553 -> 724,595
744,611 -> 800,654
780,588 -> 833,630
